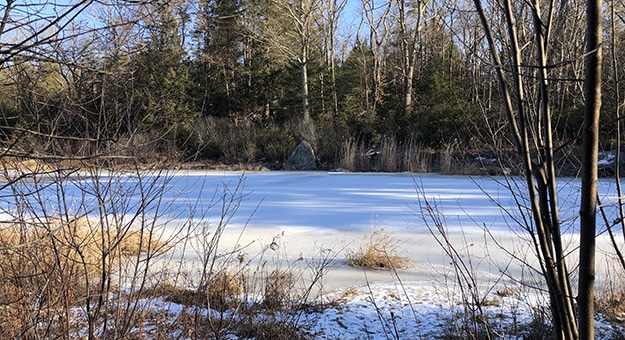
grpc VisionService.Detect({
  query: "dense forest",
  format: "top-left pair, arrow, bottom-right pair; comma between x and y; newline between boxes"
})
0,0 -> 623,172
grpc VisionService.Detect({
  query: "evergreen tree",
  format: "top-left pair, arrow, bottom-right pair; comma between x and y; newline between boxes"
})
193,0 -> 246,117
134,9 -> 195,149
335,41 -> 379,144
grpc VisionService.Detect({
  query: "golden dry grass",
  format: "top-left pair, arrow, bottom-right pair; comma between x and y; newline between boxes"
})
596,285 -> 625,326
0,157 -> 52,171
595,261 -> 625,328
148,272 -> 244,312
263,269 -> 292,309
206,272 -> 244,311
0,215 -> 164,337
0,216 -> 162,276
346,228 -> 411,270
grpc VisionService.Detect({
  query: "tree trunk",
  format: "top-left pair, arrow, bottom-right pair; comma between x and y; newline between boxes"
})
301,45 -> 310,122
297,0 -> 312,122
327,0 -> 344,116
400,0 -> 425,116
301,61 -> 310,121
578,0 -> 602,337
472,0 -> 583,338
531,1 -> 578,337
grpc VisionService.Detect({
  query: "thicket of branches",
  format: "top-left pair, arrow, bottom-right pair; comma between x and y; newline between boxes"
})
0,1 -> 624,339
2,0 -> 623,170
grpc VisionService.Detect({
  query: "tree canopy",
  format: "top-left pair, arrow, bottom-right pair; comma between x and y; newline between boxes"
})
0,0 -> 621,168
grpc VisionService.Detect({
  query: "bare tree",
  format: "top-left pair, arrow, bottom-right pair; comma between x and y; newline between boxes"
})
397,0 -> 429,116
320,0 -> 347,116
0,0 -> 94,67
469,0 -> 596,337
360,0 -> 392,115
0,0 -> 174,162
578,0 -> 602,337
250,0 -> 323,122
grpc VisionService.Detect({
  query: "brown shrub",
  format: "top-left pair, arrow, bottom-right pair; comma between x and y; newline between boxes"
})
596,283 -> 625,327
346,228 -> 411,270
0,215 -> 163,337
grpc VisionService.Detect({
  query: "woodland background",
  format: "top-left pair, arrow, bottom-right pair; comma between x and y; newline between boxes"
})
2,0 -> 620,172
0,1 -> 623,339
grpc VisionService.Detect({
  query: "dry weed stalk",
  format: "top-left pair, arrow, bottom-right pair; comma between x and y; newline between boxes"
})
0,214 -> 165,338
414,177 -> 499,338
0,216 -> 162,275
346,228 -> 411,270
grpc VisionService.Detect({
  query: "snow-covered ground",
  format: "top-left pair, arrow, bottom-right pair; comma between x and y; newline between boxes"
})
148,171 -> 623,338
4,170 -> 625,338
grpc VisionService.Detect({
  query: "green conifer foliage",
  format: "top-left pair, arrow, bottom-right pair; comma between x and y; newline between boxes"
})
134,9 -> 195,149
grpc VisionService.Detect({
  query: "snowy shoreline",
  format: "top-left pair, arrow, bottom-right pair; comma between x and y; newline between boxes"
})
3,170 -> 624,338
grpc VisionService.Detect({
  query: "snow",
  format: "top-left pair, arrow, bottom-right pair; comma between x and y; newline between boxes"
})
598,150 -> 618,166
152,171 -> 624,338
3,170 -> 625,338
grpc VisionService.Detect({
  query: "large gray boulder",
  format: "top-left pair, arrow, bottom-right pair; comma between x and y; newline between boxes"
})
284,141 -> 317,170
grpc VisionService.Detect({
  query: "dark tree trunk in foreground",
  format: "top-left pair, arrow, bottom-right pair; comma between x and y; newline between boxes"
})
578,0 -> 602,338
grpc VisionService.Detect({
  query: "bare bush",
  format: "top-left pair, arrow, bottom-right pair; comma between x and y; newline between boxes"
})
401,138 -> 431,173
0,168 -> 338,339
377,136 -> 399,172
415,179 -> 500,338
0,166 -> 188,338
346,228 -> 411,270
0,215 -> 168,337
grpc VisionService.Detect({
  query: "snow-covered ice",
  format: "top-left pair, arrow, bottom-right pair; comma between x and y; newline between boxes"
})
3,170 -> 624,338
152,171 -> 624,338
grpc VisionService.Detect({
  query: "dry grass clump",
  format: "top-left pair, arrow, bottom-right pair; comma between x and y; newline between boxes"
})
0,157 -> 53,172
595,262 -> 625,333
263,269 -> 293,309
142,269 -> 315,339
235,317 -> 310,340
0,215 -> 163,337
346,228 -> 411,270
0,215 -> 161,278
495,287 -> 517,298
207,272 -> 244,310
195,271 -> 245,312
148,272 -> 244,312
596,283 -> 625,326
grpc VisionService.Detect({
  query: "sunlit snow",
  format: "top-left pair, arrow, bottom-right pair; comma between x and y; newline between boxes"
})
3,170 -> 624,338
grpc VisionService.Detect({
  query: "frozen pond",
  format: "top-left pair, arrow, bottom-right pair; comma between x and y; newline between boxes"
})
2,170 -> 623,290
2,169 -> 625,339
118,171 -> 619,235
